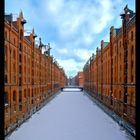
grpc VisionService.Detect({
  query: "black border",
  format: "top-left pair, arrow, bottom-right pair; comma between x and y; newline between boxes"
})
0,0 -> 4,139
1,1 -> 138,140
136,0 -> 139,139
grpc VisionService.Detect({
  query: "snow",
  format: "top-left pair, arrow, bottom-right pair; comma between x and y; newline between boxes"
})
5,103 -> 9,107
6,89 -> 135,140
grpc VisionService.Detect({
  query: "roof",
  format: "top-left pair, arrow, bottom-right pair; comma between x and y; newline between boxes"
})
5,14 -> 13,22
24,36 -> 31,44
127,13 -> 136,27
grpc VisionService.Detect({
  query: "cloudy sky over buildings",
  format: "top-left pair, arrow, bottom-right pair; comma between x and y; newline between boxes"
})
5,0 -> 135,77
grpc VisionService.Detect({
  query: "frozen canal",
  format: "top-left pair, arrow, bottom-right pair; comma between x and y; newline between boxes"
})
6,88 -> 135,140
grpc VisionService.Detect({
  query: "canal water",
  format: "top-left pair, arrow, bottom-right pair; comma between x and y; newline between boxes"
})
6,88 -> 135,140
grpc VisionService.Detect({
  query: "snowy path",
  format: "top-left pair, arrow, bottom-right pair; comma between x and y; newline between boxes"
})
6,89 -> 135,140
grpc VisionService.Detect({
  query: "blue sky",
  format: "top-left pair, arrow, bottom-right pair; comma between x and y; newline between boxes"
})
5,0 -> 135,78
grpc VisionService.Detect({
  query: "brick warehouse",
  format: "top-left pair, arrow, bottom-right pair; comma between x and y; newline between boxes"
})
4,11 -> 67,135
83,5 -> 135,126
74,71 -> 84,87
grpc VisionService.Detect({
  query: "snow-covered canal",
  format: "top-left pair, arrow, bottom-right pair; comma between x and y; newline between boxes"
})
6,88 -> 135,140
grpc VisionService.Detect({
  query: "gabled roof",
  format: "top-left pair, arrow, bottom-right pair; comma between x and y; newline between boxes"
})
24,36 -> 31,44
127,13 -> 136,27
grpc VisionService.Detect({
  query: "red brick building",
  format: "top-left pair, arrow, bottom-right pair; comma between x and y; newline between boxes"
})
83,5 -> 135,126
4,11 -> 67,134
74,71 -> 84,87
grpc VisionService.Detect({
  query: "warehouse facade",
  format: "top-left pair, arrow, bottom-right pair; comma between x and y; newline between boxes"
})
83,5 -> 135,126
4,11 -> 67,135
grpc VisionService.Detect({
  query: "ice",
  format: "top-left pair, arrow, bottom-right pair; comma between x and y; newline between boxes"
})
6,89 -> 135,140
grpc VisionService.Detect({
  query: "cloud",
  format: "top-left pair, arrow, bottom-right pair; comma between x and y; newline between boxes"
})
74,49 -> 92,61
57,58 -> 84,76
57,48 -> 68,54
5,0 -> 135,77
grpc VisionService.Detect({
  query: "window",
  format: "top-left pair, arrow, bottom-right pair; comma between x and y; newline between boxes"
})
131,31 -> 133,41
4,92 -> 8,105
19,90 -> 22,102
13,91 -> 16,102
24,66 -> 26,73
131,60 -> 134,68
5,74 -> 8,83
14,75 -> 16,83
120,77 -> 121,83
131,45 -> 134,56
19,104 -> 22,111
13,50 -> 16,59
19,54 -> 22,63
4,46 -> 7,73
24,89 -> 26,98
4,46 -> 7,61
19,77 -> 22,85
24,56 -> 26,63
32,99 -> 34,104
24,76 -> 26,83
19,43 -> 22,51
5,62 -> 7,73
120,41 -> 121,48
20,29 -> 23,40
28,89 -> 30,97
19,65 -> 22,73
32,89 -> 34,97
13,63 -> 16,72
131,74 -> 133,83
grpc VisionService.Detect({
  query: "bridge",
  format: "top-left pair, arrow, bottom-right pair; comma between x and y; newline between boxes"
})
61,86 -> 83,91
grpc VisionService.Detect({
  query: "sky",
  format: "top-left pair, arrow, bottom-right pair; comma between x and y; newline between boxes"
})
5,0 -> 135,77
6,89 -> 135,140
